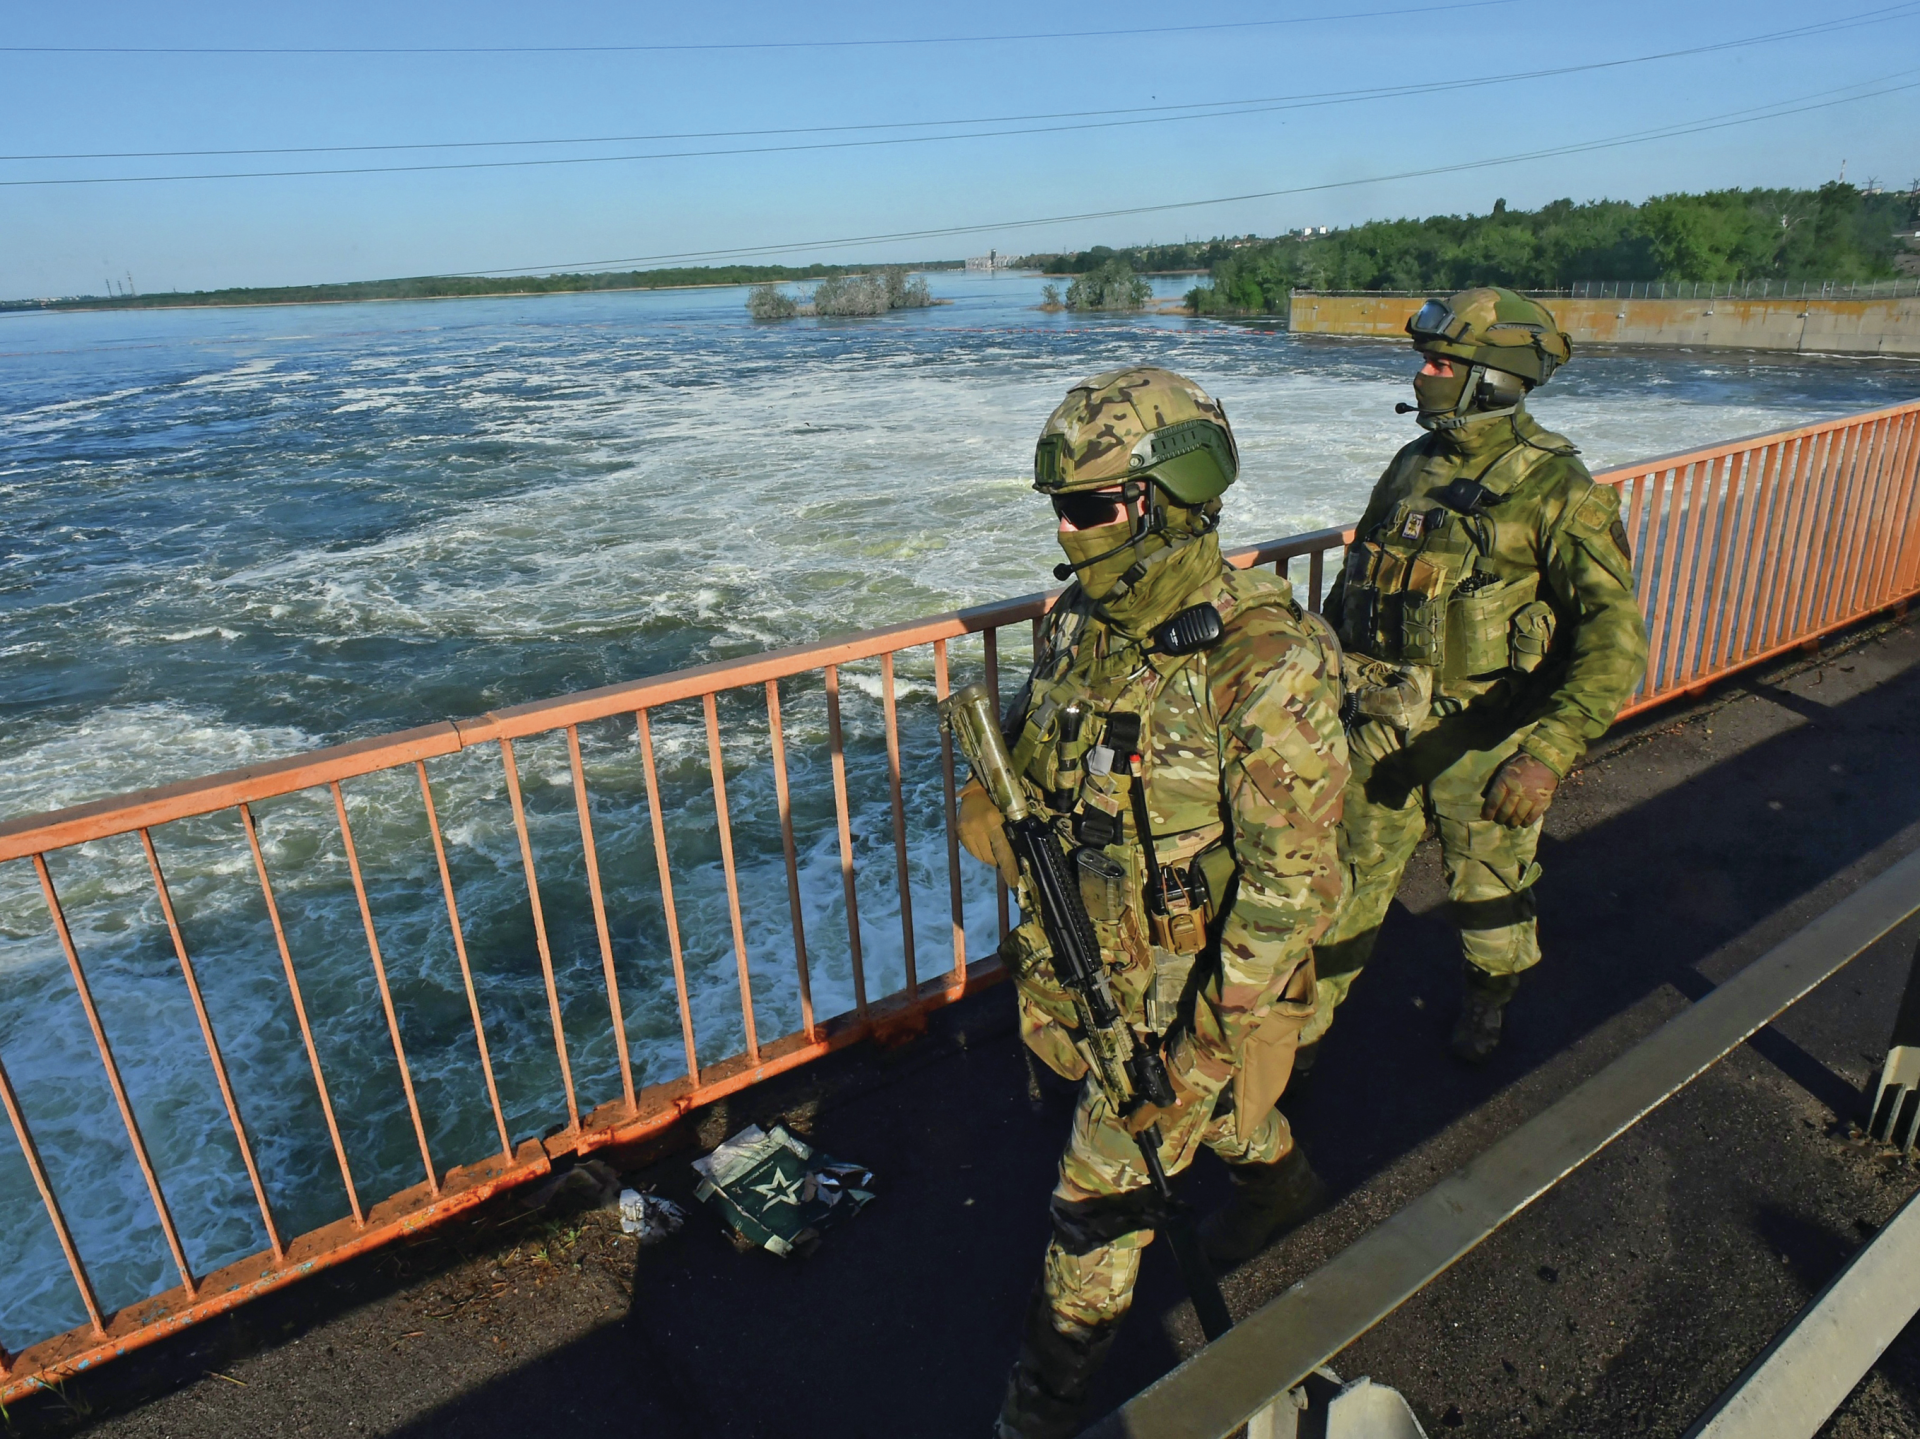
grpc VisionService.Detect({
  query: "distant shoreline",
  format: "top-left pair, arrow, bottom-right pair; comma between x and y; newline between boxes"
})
1,262 -> 969,317
4,280 -> 784,316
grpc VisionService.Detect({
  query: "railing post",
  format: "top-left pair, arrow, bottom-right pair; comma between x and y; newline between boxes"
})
498,739 -> 578,1132
637,709 -> 701,1082
983,629 -> 1010,942
414,761 -> 512,1158
34,854 -> 198,1296
564,726 -> 635,1113
330,781 -> 439,1194
933,639 -> 967,984
241,801 -> 363,1227
879,653 -> 918,994
141,828 -> 285,1260
0,1038 -> 106,1335
703,693 -> 760,1066
764,680 -> 817,1043
823,665 -> 869,1017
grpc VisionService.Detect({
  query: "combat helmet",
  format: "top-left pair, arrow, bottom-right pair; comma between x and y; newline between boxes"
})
1405,286 -> 1573,429
1033,367 -> 1239,595
1033,366 -> 1238,506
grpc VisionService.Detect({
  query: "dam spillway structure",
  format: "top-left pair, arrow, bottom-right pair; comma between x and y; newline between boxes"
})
1,400 -> 1919,1432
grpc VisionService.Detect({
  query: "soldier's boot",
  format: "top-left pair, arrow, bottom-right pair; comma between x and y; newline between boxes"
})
992,1288 -> 1122,1439
1199,1146 -> 1328,1267
1450,964 -> 1522,1064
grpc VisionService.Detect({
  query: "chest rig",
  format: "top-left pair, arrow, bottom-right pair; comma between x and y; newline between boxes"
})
1005,572 -> 1296,1033
1336,436 -> 1561,684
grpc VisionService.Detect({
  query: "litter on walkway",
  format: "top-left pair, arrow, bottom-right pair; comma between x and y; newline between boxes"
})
692,1124 -> 875,1257
618,1189 -> 687,1244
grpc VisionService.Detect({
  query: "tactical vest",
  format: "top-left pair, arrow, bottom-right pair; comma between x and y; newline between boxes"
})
1004,566 -> 1327,1037
1335,436 -> 1565,683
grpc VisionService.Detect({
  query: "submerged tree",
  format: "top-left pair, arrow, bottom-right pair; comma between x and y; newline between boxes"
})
746,283 -> 800,320
1066,259 -> 1153,311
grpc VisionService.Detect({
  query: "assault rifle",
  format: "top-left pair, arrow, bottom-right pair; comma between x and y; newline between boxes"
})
939,683 -> 1232,1340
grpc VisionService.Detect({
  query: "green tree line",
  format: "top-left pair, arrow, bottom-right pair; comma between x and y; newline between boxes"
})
3,261 -> 965,312
1022,241 -> 1244,274
1186,185 -> 1918,315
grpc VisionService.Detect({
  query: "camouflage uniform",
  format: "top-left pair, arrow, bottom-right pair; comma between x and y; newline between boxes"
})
1310,371 -> 1648,1044
1008,550 -> 1346,1325
982,369 -> 1347,1437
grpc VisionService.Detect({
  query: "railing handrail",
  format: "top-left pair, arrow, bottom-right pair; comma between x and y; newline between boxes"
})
1292,279 -> 1920,301
0,525 -> 1354,864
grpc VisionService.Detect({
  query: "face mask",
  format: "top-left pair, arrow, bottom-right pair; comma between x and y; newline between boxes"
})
1057,515 -> 1149,601
1412,365 -> 1470,420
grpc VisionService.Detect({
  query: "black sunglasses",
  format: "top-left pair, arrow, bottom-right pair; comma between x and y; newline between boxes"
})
1051,491 -> 1129,529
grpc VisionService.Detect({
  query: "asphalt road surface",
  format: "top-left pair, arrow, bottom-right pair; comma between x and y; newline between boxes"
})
14,612 -> 1920,1439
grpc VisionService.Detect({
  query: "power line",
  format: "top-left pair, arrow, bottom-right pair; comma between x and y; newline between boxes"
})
7,3 -> 1912,162
3,0 -> 1516,54
6,6 -> 1915,187
436,71 -> 1920,277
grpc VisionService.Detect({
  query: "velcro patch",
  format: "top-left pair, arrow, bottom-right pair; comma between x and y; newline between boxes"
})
1563,482 -> 1621,541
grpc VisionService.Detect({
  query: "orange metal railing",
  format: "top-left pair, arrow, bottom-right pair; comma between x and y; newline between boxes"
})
1610,399 -> 1920,716
0,399 -> 1915,1399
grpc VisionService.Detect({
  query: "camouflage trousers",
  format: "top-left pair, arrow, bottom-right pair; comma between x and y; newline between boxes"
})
1039,1070 -> 1294,1332
1301,706 -> 1543,1047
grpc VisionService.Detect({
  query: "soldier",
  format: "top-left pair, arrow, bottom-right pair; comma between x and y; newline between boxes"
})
1308,287 -> 1648,1067
957,368 -> 1348,1439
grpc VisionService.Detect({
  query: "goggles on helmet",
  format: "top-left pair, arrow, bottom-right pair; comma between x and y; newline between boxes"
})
1051,489 -> 1131,530
1407,298 -> 1471,344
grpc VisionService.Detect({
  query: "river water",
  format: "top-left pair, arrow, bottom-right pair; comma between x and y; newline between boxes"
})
1,269 -> 1914,1349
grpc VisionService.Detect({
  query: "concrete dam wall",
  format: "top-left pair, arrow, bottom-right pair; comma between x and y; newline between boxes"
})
1288,290 -> 1920,356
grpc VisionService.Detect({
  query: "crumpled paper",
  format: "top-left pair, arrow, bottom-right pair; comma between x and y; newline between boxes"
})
618,1188 -> 687,1244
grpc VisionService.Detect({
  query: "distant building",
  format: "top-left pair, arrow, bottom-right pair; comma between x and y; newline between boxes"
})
965,249 -> 1019,271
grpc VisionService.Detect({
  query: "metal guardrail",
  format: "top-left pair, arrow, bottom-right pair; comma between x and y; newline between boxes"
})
1088,844 -> 1920,1439
1569,278 -> 1920,302
0,401 -> 1916,1400
1683,1182 -> 1920,1439
1294,281 -> 1920,301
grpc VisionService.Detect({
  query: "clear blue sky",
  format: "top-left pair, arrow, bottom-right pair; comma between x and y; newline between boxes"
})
4,0 -> 1917,297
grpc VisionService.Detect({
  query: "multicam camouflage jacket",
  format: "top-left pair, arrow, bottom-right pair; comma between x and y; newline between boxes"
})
1325,405 -> 1649,777
1002,534 -> 1349,1098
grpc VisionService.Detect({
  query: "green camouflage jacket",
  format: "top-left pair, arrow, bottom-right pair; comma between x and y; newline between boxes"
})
1325,405 -> 1648,777
1004,532 -> 1348,1097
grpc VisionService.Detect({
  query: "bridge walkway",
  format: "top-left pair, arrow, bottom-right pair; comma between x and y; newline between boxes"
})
13,613 -> 1920,1438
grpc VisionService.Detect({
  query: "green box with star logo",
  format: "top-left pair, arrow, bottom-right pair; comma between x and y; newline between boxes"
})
692,1124 -> 874,1257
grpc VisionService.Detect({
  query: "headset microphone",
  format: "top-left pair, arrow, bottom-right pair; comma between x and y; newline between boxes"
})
1395,402 -> 1418,414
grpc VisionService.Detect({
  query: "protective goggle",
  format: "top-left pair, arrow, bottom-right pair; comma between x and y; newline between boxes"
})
1051,489 -> 1132,530
1406,298 -> 1471,344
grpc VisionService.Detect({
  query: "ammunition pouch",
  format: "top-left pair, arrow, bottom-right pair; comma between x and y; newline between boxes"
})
1508,598 -> 1556,673
1443,572 -> 1544,680
1076,847 -> 1128,923
1338,511 -> 1557,683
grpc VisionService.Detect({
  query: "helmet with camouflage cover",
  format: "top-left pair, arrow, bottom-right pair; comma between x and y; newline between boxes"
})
1404,287 -> 1573,431
1033,366 -> 1238,506
1407,286 -> 1572,386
